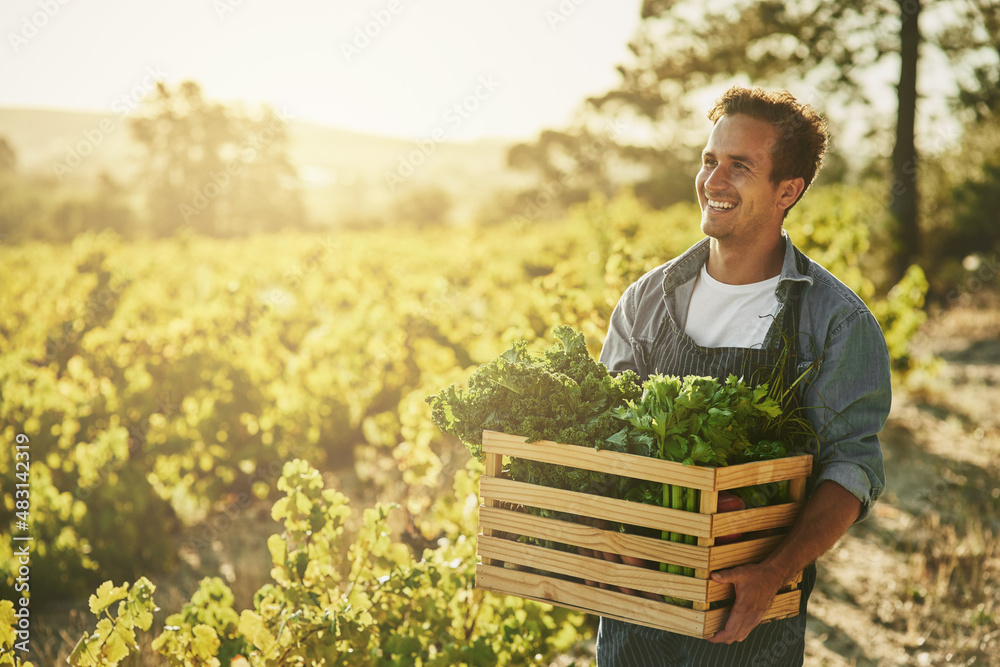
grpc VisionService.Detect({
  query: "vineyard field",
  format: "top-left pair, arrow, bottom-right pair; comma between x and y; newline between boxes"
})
0,188 -> 931,665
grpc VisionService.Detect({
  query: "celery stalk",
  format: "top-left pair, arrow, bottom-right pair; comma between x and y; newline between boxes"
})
683,487 -> 698,576
666,484 -> 685,574
660,483 -> 670,572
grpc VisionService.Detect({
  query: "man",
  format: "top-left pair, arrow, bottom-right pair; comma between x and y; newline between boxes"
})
596,86 -> 891,665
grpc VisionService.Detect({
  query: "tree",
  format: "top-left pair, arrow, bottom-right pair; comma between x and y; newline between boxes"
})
936,0 -> 1000,123
130,81 -> 305,236
389,184 -> 454,229
511,0 -> 999,284
891,0 -> 921,283
0,136 -> 16,173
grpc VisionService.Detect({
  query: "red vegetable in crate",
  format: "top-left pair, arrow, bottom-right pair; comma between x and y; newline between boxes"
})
715,491 -> 746,544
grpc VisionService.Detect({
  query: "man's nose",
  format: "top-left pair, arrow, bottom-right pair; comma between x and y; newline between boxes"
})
704,167 -> 728,192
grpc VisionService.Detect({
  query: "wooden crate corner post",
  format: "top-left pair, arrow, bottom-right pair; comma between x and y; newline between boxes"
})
692,488 -> 718,611
480,447 -> 503,567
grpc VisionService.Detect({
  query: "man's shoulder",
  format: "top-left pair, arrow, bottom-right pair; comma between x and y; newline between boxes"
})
797,252 -> 871,314
628,261 -> 672,295
621,258 -> 681,311
794,250 -> 883,341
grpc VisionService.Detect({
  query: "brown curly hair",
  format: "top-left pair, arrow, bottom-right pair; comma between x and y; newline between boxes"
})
707,86 -> 828,209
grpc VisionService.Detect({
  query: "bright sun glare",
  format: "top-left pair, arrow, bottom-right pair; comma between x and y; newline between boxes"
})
0,0 -> 642,141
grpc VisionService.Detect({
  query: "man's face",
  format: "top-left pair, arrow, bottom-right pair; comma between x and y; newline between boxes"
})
695,114 -> 785,243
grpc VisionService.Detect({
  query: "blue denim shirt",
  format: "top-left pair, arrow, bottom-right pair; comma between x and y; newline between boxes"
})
599,234 -> 890,522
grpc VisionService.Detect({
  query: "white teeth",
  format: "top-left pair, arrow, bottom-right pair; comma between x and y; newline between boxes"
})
708,199 -> 736,210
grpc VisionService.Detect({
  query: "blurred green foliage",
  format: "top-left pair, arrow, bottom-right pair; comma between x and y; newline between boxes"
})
1,187 -> 929,608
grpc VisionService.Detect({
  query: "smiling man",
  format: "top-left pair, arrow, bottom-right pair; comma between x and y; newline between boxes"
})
597,86 -> 891,665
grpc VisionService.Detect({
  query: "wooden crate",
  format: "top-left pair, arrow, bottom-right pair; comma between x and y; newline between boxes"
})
474,430 -> 813,639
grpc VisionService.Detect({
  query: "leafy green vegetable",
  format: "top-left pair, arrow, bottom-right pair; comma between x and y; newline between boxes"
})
609,373 -> 810,581
426,325 -> 642,494
610,374 -> 785,467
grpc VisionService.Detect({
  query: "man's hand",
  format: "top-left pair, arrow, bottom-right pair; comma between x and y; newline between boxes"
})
706,562 -> 785,644
707,481 -> 863,644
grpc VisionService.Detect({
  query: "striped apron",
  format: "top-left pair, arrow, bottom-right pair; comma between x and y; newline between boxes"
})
596,259 -> 817,666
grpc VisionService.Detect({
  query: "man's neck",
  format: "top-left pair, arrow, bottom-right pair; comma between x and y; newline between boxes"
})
705,233 -> 785,285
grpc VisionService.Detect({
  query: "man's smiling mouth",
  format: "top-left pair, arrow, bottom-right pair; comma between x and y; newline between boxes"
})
707,199 -> 737,210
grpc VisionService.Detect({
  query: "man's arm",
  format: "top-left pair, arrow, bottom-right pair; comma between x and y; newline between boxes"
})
706,480 -> 860,644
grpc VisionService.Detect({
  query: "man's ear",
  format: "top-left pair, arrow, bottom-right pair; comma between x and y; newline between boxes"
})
777,177 -> 806,213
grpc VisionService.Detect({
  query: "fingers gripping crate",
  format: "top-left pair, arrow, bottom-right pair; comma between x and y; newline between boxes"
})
474,430 -> 813,639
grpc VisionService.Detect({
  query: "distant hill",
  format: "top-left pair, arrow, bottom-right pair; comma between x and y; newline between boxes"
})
0,107 -> 535,225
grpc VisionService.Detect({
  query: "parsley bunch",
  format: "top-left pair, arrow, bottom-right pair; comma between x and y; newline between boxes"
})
609,373 -> 814,577
608,374 -> 784,466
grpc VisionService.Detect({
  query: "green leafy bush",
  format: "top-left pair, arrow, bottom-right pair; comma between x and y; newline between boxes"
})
60,459 -> 585,666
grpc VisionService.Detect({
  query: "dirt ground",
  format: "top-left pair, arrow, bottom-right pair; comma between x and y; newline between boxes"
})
801,303 -> 1000,666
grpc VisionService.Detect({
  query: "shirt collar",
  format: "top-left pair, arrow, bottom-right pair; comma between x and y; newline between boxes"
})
661,232 -> 813,303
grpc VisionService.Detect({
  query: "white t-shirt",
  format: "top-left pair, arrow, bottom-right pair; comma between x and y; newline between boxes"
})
684,264 -> 780,349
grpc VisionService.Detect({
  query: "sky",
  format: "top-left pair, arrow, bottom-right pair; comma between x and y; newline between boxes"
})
0,0 -> 644,142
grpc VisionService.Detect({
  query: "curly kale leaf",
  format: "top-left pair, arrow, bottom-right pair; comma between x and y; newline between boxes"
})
425,325 -> 642,494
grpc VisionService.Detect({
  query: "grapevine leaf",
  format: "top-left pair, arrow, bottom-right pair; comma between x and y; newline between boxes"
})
102,618 -> 133,663
238,610 -> 277,654
68,632 -> 101,667
267,533 -> 286,566
190,624 -> 222,663
89,581 -> 129,616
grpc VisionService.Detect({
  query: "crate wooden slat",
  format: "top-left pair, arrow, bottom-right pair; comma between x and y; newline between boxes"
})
480,476 -> 804,540
710,503 -> 803,536
482,430 -> 719,489
481,430 -> 813,490
477,535 -> 726,602
478,505 -> 806,579
480,476 -> 716,537
479,505 -> 709,569
476,430 -> 813,639
476,564 -> 803,637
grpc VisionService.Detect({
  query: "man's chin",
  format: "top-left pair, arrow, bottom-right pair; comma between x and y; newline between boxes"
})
700,217 -> 724,240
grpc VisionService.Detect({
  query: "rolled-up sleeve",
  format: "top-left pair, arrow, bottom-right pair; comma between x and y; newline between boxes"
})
802,308 -> 891,523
